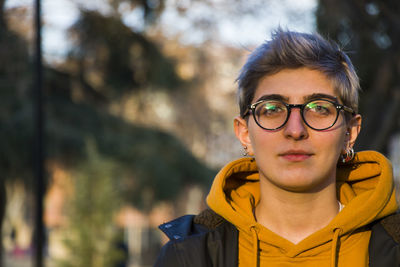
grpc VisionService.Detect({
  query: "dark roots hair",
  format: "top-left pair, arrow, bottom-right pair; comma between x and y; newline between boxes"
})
237,28 -> 360,118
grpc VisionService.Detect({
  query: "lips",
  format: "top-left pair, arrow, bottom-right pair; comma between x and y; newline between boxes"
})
279,150 -> 314,162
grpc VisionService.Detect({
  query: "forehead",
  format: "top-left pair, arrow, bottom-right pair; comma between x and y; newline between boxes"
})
253,68 -> 337,102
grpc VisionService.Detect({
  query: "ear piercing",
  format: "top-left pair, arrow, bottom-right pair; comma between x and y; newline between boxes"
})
243,146 -> 248,156
341,147 -> 355,163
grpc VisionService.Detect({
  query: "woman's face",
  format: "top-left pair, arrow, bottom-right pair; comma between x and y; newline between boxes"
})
235,68 -> 361,193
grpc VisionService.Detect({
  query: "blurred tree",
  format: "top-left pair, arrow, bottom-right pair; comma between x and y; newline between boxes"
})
106,0 -> 166,24
316,0 -> 400,153
66,9 -> 182,104
0,1 -> 32,263
56,141 -> 123,267
0,0 -> 216,261
46,2 -> 215,207
44,69 -> 214,208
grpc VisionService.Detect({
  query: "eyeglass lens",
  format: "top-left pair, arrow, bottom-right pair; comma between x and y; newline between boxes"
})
254,100 -> 339,130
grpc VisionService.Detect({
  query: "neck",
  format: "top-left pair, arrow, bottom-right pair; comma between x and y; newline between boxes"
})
255,177 -> 339,244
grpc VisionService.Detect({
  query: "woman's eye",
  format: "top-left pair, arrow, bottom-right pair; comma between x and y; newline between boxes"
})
306,102 -> 332,115
258,103 -> 284,116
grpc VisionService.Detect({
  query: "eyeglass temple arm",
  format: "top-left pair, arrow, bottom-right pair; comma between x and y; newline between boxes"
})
242,102 -> 259,117
242,109 -> 250,117
342,105 -> 356,115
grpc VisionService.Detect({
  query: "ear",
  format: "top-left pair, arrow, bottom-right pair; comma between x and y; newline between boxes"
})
344,114 -> 362,151
234,116 -> 254,156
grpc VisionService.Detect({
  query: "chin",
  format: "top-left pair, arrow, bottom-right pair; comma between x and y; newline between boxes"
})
272,174 -> 331,193
280,183 -> 322,193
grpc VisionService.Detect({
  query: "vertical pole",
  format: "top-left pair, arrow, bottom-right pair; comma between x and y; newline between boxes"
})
34,0 -> 45,266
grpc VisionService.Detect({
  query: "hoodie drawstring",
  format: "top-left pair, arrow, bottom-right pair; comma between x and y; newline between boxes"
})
331,228 -> 342,267
250,225 -> 260,267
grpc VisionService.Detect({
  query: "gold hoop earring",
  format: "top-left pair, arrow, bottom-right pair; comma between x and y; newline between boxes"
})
341,147 -> 355,163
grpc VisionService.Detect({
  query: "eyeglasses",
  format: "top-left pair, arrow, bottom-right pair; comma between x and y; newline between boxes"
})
245,99 -> 355,131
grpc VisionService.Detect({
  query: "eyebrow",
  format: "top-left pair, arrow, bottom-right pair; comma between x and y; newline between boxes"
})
304,93 -> 339,102
255,94 -> 289,102
255,93 -> 339,103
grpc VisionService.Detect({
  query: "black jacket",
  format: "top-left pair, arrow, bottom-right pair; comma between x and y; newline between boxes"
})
154,209 -> 400,267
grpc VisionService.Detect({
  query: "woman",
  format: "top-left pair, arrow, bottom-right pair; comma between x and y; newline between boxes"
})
154,29 -> 400,267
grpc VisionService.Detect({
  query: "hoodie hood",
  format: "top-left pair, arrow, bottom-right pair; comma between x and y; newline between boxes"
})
206,150 -> 398,265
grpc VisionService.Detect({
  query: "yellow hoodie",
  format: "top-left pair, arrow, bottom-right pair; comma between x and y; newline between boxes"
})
206,151 -> 398,267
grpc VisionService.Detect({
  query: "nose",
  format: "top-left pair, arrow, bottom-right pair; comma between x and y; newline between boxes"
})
283,108 -> 308,140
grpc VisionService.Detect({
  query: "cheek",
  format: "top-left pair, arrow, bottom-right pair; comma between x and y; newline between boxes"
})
248,127 -> 277,156
316,131 -> 346,157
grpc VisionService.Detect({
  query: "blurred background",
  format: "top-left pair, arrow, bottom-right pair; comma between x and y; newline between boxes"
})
1,0 -> 400,266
